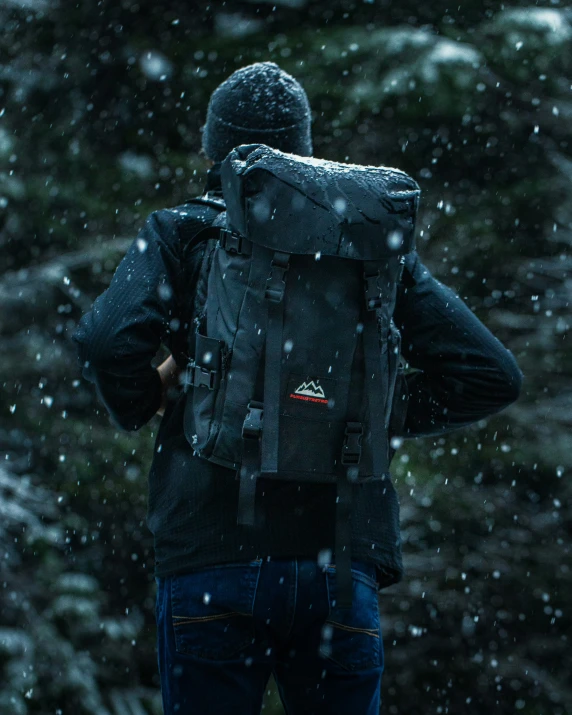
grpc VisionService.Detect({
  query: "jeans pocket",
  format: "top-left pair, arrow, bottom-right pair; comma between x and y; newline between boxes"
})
170,560 -> 262,661
323,563 -> 383,672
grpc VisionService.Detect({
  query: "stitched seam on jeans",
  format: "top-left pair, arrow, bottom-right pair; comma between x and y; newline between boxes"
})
285,558 -> 298,640
326,564 -> 378,591
172,611 -> 250,624
326,620 -> 379,638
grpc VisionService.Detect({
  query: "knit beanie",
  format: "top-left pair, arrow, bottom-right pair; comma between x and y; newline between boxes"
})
202,62 -> 313,162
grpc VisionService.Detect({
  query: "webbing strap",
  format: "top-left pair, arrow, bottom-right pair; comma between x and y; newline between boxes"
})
237,401 -> 264,526
237,443 -> 258,527
362,317 -> 389,478
334,323 -> 364,610
183,224 -> 223,254
385,321 -> 401,428
261,252 -> 289,474
335,475 -> 354,609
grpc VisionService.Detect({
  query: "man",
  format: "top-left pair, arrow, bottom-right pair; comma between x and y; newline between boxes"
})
73,62 -> 522,715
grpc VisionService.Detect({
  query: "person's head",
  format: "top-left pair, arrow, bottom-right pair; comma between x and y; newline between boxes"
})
201,61 -> 313,163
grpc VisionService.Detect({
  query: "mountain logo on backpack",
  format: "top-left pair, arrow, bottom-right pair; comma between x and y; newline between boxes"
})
290,380 -> 329,405
294,380 -> 326,398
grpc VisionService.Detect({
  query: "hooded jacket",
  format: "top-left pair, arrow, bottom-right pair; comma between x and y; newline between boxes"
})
72,165 -> 523,588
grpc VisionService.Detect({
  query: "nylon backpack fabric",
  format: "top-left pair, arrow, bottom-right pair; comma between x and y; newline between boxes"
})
182,145 -> 420,605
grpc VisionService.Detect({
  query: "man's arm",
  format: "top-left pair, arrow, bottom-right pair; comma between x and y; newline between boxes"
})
392,253 -> 523,438
72,210 -> 193,431
156,354 -> 182,417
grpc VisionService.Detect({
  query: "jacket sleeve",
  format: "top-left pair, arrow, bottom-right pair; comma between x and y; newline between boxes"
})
392,252 -> 523,438
72,210 -> 188,431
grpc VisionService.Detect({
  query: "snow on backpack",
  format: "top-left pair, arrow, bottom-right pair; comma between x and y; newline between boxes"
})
182,144 -> 420,606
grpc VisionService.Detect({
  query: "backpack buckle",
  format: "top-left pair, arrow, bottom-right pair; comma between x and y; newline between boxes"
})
364,272 -> 382,311
183,360 -> 221,391
219,229 -> 252,256
194,365 -> 220,390
265,252 -> 290,303
242,401 -> 264,439
342,422 -> 363,465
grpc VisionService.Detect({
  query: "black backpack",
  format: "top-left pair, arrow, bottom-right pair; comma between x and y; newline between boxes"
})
183,144 -> 420,605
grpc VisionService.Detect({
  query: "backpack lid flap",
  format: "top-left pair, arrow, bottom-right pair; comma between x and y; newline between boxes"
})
221,144 -> 420,259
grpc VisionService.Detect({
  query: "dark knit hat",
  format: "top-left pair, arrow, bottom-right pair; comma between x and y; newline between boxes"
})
202,62 -> 313,162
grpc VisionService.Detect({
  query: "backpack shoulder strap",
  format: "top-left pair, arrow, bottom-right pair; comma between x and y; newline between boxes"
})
173,197 -> 225,250
186,195 -> 227,211
168,197 -> 225,371
179,197 -> 254,258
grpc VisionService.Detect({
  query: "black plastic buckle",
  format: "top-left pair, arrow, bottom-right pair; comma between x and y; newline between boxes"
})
219,229 -> 251,256
242,401 -> 264,439
341,422 -> 363,465
184,360 -> 220,391
364,272 -> 382,311
265,253 -> 289,303
194,365 -> 220,390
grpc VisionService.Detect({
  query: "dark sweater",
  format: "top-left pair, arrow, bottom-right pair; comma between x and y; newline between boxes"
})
72,167 -> 522,588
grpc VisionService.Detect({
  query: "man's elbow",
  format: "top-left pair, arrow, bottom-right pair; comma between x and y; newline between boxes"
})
84,365 -> 163,433
496,352 -> 524,409
109,410 -> 150,433
508,368 -> 523,404
97,386 -> 160,433
459,352 -> 523,419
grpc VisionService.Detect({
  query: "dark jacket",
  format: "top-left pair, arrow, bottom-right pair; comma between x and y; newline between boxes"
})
72,167 -> 523,588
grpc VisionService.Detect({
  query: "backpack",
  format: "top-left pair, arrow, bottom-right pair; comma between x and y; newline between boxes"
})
182,144 -> 420,606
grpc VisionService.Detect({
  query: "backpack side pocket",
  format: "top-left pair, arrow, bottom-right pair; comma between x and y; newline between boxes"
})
190,328 -> 229,456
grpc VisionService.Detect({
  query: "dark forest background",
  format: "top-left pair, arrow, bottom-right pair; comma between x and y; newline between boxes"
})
1,1 -> 571,713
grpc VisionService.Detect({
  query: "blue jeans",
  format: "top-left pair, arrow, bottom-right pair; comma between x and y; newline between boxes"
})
155,558 -> 384,714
